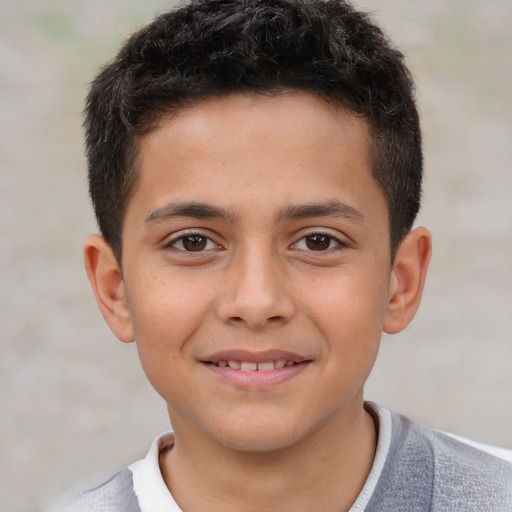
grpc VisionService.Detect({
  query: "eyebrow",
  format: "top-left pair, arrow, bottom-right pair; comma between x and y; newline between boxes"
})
145,199 -> 365,226
277,200 -> 365,222
145,202 -> 237,225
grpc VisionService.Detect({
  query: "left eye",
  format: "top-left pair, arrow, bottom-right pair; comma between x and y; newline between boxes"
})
294,234 -> 341,251
170,235 -> 218,252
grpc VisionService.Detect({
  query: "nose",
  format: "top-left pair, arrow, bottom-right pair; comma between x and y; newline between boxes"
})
216,246 -> 295,329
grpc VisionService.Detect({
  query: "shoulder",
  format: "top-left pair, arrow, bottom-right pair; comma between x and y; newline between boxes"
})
422,425 -> 512,509
373,407 -> 512,511
55,468 -> 141,512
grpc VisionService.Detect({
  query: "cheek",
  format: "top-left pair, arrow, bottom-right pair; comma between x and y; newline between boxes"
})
302,266 -> 389,362
125,270 -> 218,388
128,279 -> 202,402
128,265 -> 215,334
305,266 -> 389,325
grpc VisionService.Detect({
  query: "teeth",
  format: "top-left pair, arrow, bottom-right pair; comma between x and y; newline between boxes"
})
240,361 -> 258,371
217,360 -> 297,370
257,361 -> 275,371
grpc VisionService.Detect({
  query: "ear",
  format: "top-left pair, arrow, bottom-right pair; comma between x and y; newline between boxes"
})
84,234 -> 134,343
383,227 -> 432,334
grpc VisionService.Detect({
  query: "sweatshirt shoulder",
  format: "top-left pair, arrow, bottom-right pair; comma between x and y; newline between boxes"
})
397,412 -> 512,510
429,427 -> 512,508
55,468 -> 141,512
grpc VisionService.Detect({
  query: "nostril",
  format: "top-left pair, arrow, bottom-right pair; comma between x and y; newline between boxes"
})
228,314 -> 285,328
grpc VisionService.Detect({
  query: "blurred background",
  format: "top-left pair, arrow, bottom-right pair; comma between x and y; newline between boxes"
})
0,0 -> 510,510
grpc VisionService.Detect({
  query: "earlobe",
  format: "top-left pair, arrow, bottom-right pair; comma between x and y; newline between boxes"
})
383,227 -> 432,334
84,235 -> 135,343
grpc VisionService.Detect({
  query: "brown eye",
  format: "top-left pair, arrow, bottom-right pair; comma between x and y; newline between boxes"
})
166,233 -> 221,253
305,234 -> 332,251
181,235 -> 208,251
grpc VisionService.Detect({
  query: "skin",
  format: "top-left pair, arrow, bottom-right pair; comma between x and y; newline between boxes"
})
85,92 -> 431,512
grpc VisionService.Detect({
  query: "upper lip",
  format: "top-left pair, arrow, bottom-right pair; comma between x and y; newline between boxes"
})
201,349 -> 308,364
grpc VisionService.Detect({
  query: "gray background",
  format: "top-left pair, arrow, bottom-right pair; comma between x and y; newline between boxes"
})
0,0 -> 510,510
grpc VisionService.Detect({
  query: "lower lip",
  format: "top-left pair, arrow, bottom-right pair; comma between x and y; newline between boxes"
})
203,362 -> 311,389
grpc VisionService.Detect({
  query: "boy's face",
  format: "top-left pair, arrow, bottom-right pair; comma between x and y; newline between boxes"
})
91,93 -> 425,452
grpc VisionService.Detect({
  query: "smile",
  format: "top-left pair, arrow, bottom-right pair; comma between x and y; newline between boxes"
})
201,350 -> 311,388
210,360 -> 298,371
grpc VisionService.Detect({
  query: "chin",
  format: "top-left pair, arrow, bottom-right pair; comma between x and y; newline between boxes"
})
210,417 -> 312,454
221,433 -> 300,453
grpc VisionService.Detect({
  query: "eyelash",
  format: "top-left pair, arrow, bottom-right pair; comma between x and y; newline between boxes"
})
163,231 -> 222,253
291,232 -> 349,253
163,230 -> 349,254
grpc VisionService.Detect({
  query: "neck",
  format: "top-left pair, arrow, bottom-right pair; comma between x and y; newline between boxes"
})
160,399 -> 377,512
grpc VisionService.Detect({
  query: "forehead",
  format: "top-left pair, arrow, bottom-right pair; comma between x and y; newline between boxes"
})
151,92 -> 370,156
127,92 -> 386,224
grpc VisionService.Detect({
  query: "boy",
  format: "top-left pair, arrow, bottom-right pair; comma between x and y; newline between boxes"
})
63,0 -> 512,510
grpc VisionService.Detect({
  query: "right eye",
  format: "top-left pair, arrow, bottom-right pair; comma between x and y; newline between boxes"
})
167,234 -> 219,252
292,232 -> 347,253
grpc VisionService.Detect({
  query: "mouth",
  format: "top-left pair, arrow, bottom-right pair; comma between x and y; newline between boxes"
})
200,349 -> 311,388
205,359 -> 301,371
